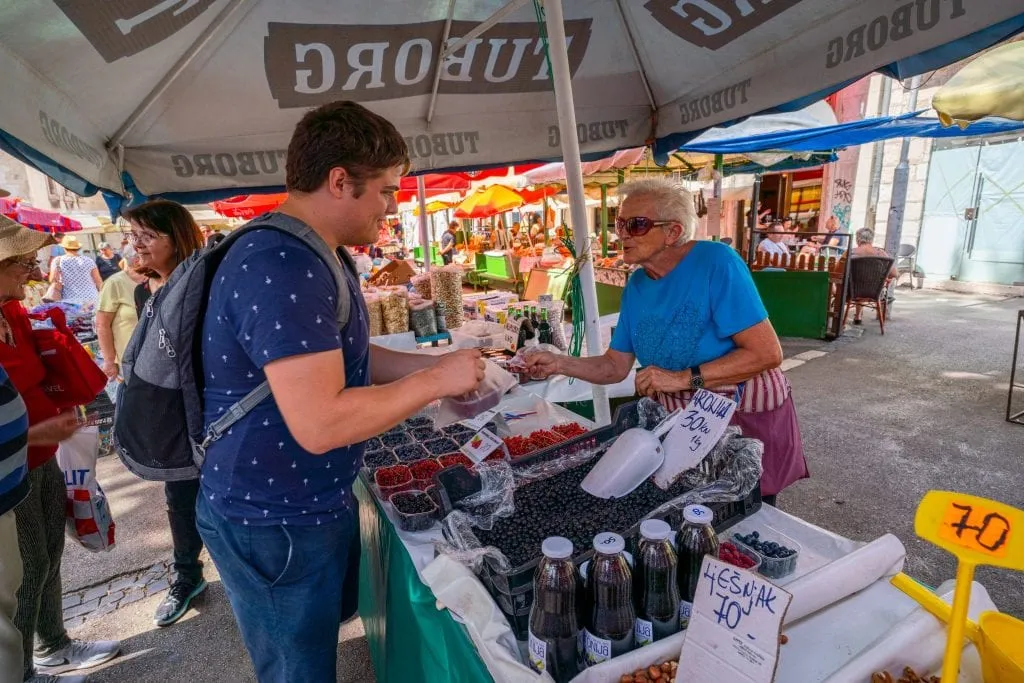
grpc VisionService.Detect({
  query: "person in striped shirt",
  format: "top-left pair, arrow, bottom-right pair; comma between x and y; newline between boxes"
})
1,362 -> 30,683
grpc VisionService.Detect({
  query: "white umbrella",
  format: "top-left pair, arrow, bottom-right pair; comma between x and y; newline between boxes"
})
0,0 -> 1021,423
0,1 -> 1019,198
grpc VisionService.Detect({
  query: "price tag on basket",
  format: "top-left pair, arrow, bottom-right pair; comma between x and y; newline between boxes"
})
654,389 -> 737,489
460,428 -> 503,464
677,555 -> 792,683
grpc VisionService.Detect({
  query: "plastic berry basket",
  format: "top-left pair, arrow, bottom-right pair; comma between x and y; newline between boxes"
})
362,449 -> 397,472
438,453 -> 474,470
380,431 -> 413,448
422,437 -> 460,456
729,527 -> 801,580
411,426 -> 446,442
364,436 -> 383,451
442,424 -> 476,441
393,443 -> 429,463
389,490 -> 439,532
718,541 -> 763,573
409,458 -> 443,487
374,464 -> 413,500
403,415 -> 434,429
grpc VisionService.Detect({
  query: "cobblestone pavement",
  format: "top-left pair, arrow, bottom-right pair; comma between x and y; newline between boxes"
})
62,560 -> 172,630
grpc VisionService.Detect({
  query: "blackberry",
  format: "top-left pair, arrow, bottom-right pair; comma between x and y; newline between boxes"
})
381,431 -> 412,448
363,449 -> 396,470
394,443 -> 429,463
423,437 -> 459,455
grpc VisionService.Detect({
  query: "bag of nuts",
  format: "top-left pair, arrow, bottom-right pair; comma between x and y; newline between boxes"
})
430,265 -> 464,330
380,288 -> 410,335
364,293 -> 384,337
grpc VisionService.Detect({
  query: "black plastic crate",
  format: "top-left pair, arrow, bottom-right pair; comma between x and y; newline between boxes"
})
497,600 -> 531,641
480,486 -> 761,598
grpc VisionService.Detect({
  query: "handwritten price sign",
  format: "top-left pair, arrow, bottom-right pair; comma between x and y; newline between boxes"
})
503,316 -> 523,353
677,556 -> 792,683
656,390 -> 737,489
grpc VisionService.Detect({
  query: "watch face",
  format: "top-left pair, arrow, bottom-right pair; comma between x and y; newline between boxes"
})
691,373 -> 705,389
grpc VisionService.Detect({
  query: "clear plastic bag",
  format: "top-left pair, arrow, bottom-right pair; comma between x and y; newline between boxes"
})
408,298 -> 438,337
505,343 -> 561,373
433,360 -> 517,428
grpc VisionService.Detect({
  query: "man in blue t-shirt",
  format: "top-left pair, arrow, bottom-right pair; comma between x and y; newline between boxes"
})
195,101 -> 485,683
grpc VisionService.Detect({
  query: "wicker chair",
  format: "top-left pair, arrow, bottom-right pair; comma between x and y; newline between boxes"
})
843,256 -> 895,334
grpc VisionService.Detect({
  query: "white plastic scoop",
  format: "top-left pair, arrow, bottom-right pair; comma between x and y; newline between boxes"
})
581,410 -> 680,499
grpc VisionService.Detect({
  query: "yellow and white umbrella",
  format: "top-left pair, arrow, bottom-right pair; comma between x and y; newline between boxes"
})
933,41 -> 1024,126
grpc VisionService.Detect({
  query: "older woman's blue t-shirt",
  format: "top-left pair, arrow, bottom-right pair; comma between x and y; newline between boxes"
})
610,241 -> 768,370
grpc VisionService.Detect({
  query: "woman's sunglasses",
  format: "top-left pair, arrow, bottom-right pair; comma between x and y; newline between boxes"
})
614,216 -> 678,237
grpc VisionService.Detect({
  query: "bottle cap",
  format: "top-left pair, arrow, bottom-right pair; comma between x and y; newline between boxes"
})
640,519 -> 673,541
541,536 -> 574,560
683,504 -> 714,526
592,532 -> 625,555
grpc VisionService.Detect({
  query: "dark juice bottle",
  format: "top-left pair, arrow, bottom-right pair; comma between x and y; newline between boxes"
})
537,308 -> 552,344
677,504 -> 719,629
528,537 -> 580,683
635,519 -> 681,645
581,532 -> 635,667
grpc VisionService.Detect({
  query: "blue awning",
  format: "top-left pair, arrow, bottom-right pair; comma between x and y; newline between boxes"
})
678,111 -> 1024,155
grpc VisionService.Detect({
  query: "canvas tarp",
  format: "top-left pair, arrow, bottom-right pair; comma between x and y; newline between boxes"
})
0,1 -> 1020,202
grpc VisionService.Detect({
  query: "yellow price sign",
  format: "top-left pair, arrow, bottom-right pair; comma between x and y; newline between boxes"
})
913,491 -> 1024,682
916,491 -> 1024,570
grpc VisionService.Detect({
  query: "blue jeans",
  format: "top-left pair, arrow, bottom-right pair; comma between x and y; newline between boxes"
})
195,495 -> 360,683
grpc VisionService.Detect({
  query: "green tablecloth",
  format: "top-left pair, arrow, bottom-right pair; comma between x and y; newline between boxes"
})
356,479 -> 493,682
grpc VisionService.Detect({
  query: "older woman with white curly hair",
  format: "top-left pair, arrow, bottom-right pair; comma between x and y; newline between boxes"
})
527,178 -> 808,505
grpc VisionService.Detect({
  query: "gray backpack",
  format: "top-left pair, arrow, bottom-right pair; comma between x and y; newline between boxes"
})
114,213 -> 355,481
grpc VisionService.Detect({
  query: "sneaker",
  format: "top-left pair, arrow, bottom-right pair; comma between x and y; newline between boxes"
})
154,579 -> 207,627
27,675 -> 90,683
34,639 -> 120,672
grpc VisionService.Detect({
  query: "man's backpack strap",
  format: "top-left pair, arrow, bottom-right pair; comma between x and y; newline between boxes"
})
192,381 -> 272,463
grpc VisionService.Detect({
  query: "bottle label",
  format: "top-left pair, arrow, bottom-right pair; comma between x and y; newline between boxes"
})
527,629 -> 547,674
635,618 -> 654,647
679,599 -> 693,630
583,628 -> 613,667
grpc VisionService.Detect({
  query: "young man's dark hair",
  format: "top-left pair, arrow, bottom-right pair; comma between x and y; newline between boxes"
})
286,101 -> 409,196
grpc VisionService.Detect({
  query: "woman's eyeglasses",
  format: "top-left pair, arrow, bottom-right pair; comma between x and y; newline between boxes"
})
123,230 -> 163,245
614,216 -> 678,237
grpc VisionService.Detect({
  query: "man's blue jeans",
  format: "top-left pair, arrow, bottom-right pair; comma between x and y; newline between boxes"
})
195,495 -> 360,682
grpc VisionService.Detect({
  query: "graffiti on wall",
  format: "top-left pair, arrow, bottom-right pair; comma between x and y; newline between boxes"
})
831,177 -> 853,230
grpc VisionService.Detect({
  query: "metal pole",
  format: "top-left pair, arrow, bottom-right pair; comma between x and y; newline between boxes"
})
416,175 -> 431,272
600,184 -> 609,257
865,76 -> 893,230
544,0 -> 611,426
747,173 -> 762,265
884,75 -> 921,257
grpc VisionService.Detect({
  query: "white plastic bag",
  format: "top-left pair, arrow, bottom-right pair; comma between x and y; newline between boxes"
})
57,426 -> 116,552
434,361 -> 517,428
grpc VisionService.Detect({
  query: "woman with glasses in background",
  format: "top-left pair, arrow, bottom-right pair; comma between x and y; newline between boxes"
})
526,178 -> 808,506
120,200 -> 208,628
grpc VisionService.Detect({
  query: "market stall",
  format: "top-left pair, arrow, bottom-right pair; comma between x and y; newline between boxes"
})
351,381 -> 1017,683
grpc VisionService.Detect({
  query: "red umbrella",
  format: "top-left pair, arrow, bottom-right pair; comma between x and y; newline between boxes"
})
396,174 -> 470,204
0,197 -> 20,218
210,193 -> 288,218
15,205 -> 81,234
